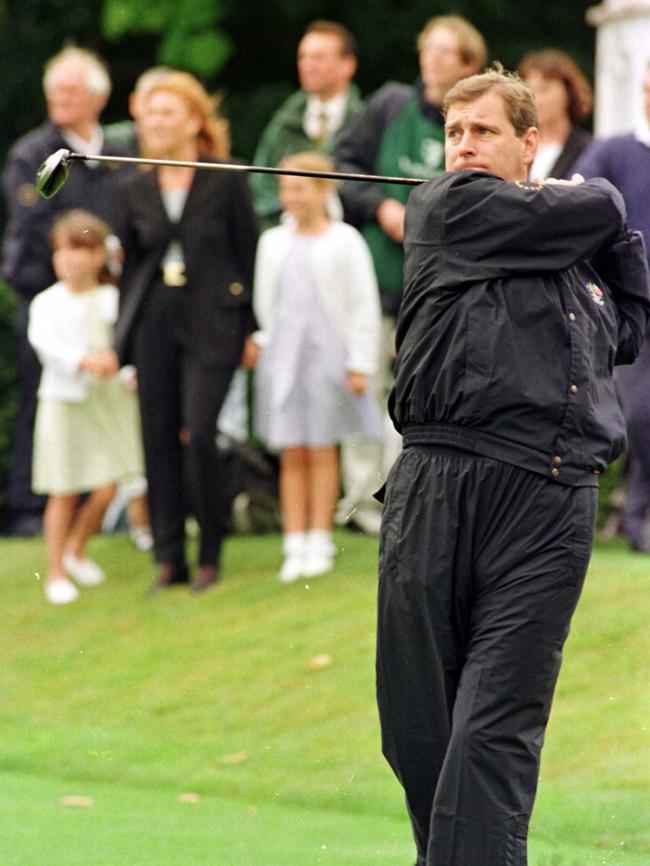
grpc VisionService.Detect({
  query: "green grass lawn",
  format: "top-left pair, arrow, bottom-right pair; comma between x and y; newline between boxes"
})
1,530 -> 649,865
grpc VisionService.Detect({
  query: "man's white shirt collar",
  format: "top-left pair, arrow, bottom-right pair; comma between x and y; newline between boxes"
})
303,92 -> 348,141
61,124 -> 105,162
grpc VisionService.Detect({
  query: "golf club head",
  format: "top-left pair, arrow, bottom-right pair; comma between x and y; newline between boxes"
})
35,148 -> 71,199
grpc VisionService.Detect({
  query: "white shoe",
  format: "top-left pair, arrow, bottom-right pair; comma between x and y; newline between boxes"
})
45,577 -> 79,605
278,532 -> 307,583
301,551 -> 334,577
129,526 -> 153,552
63,553 -> 105,587
301,530 -> 335,578
278,555 -> 304,583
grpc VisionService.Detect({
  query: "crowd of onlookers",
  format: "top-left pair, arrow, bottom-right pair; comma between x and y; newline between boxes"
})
2,15 -> 650,603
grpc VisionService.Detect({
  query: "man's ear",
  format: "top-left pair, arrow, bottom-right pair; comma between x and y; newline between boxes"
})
522,126 -> 540,169
343,55 -> 358,84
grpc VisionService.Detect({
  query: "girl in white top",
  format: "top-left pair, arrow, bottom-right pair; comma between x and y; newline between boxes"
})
28,210 -> 144,605
251,152 -> 382,582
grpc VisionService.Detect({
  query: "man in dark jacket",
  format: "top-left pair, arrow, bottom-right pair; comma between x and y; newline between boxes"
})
574,62 -> 650,552
2,46 -> 126,536
333,14 -> 486,536
377,68 -> 650,866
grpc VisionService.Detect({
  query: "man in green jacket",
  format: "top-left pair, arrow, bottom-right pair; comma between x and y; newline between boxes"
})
251,20 -> 363,227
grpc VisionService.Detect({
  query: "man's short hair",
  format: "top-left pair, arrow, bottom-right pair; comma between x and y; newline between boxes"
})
43,46 -> 111,98
444,65 -> 538,136
417,15 -> 487,70
302,20 -> 358,59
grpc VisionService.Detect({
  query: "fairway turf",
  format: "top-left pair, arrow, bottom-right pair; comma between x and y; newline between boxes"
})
1,531 -> 648,865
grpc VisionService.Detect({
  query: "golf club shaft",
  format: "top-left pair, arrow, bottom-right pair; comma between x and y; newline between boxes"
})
67,152 -> 426,187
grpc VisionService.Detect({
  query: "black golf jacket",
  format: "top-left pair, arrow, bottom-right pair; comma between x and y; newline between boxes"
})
390,171 -> 650,486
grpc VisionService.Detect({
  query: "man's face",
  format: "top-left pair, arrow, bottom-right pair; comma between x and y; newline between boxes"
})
45,60 -> 107,130
297,32 -> 356,100
444,90 -> 538,182
644,68 -> 650,123
419,26 -> 479,100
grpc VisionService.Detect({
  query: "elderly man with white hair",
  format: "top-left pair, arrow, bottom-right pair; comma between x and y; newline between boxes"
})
2,46 -> 127,537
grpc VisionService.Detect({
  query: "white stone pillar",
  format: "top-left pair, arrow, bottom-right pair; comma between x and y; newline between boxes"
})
587,0 -> 650,136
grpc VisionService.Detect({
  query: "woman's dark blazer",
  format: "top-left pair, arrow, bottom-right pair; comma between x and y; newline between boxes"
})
115,159 -> 259,365
551,126 -> 592,180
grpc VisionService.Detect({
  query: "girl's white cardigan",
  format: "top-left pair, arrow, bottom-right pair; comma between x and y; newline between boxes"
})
28,281 -> 118,403
253,221 -> 381,375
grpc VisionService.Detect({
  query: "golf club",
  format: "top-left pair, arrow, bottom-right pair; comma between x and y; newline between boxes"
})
35,148 -> 427,199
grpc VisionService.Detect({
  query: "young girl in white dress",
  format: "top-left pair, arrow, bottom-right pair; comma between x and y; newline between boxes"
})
29,209 -> 144,604
252,152 -> 382,582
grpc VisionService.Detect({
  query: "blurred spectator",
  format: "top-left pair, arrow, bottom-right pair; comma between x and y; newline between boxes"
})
115,71 -> 258,593
28,210 -> 143,605
103,65 -> 173,156
251,152 -> 381,582
575,62 -> 650,551
251,20 -> 363,227
333,15 -> 486,534
518,49 -> 593,180
1,46 -> 127,537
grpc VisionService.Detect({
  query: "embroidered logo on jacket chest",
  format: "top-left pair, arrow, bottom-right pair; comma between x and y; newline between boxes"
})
586,281 -> 605,306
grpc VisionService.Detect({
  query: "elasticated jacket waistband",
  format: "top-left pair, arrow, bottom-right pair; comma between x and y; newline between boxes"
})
402,422 -> 599,488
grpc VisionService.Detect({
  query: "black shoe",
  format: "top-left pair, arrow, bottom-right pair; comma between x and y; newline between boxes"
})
150,563 -> 189,594
192,565 -> 221,593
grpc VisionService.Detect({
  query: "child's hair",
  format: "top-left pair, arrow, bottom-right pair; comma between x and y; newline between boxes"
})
278,151 -> 337,192
50,209 -> 118,284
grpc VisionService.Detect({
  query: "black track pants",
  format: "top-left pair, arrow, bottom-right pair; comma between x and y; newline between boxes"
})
376,446 -> 597,866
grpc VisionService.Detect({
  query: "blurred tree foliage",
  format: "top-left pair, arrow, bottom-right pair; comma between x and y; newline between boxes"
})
101,0 -> 232,78
0,0 -> 598,523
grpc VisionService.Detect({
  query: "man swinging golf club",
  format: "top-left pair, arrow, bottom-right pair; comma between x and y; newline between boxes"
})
34,64 -> 650,865
375,66 -> 650,865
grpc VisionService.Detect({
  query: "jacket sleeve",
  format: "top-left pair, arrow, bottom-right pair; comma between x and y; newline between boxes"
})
226,169 -> 259,289
334,84 -> 411,226
340,229 -> 381,375
28,293 -> 85,375
250,119 -> 284,223
252,230 -> 276,338
1,148 -> 57,299
572,139 -> 611,182
226,170 -> 260,333
113,181 -> 166,364
591,230 -> 650,365
409,173 -> 627,281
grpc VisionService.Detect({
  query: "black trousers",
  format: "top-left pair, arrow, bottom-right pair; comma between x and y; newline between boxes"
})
133,282 -> 237,570
377,445 -> 597,866
616,351 -> 650,549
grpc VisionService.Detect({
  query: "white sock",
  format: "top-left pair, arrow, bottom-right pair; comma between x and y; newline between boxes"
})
283,532 -> 306,557
307,529 -> 334,555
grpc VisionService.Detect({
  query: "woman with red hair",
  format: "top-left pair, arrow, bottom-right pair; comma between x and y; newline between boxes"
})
116,71 -> 258,593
